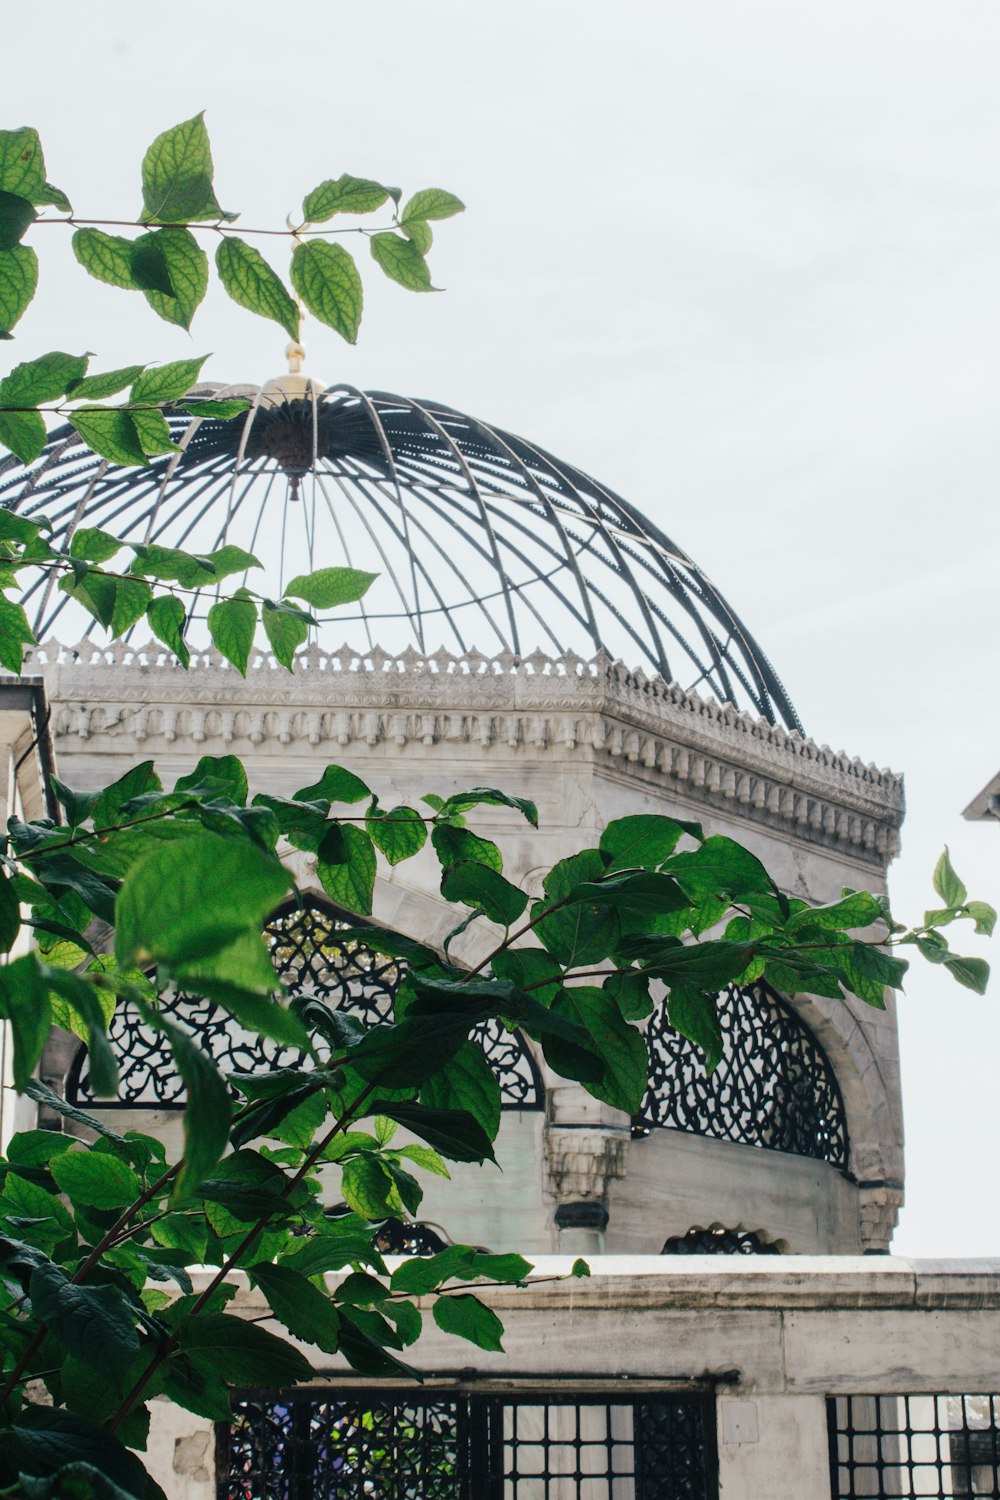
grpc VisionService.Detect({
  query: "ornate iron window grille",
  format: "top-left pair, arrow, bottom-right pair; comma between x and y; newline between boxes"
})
66,897 -> 543,1112
219,1389 -> 719,1499
661,1226 -> 782,1256
632,979 -> 848,1169
828,1394 -> 1000,1499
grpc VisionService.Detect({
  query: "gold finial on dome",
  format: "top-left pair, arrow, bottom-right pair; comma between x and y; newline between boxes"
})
259,340 -> 324,407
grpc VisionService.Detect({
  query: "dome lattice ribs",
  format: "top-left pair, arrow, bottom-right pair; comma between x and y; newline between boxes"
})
0,383 -> 801,731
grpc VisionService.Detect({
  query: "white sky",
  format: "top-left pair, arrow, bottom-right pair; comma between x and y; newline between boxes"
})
7,0 -> 999,1255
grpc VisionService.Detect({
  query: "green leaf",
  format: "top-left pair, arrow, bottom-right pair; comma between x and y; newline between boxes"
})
262,598 -> 310,669
373,1100 -> 496,1163
35,180 -> 72,214
303,174 -> 394,220
295,764 -> 371,805
128,407 -> 180,459
491,947 -> 563,1004
141,111 -> 235,223
543,986 -> 648,1113
129,229 -> 176,295
207,594 -> 257,675
571,1257 -> 591,1278
0,189 -> 36,250
531,851 -> 619,967
432,824 -> 503,875
441,859 -> 527,926
72,369 -> 146,410
116,828 -> 292,968
45,968 -> 118,1097
68,407 -> 148,466
129,356 -> 207,406
11,1407 -> 150,1498
472,1251 -> 533,1283
144,594 -> 188,665
29,1263 -> 139,1370
0,244 -> 38,336
157,1012 -> 233,1196
24,1077 -> 126,1141
390,1245 -> 476,1296
567,870 -> 689,916
666,835 -> 775,901
401,188 -> 465,223
216,237 -> 299,337
142,227 -> 209,329
0,407 -> 46,463
944,953 -> 990,994
965,900 -> 997,937
668,987 -> 723,1070
68,525 -> 122,564
366,805 -> 427,865
432,1292 -> 503,1350
317,823 -> 377,915
110,575 -> 154,634
0,870 -> 20,953
0,593 -> 35,670
787,891 -> 883,934
92,759 -> 161,827
284,566 -> 377,609
401,218 -> 432,255
421,1040 -> 502,1139
370,232 -> 434,291
179,1312 -> 314,1384
599,814 -> 702,870
442,787 -> 539,826
175,753 -> 249,804
0,128 -> 45,200
291,239 -> 363,344
251,1262 -> 341,1353
0,953 -> 51,1089
837,941 -> 907,1008
71,228 -> 140,289
178,396 -> 248,419
933,847 -> 967,909
341,1156 -> 399,1218
0,349 -> 88,405
49,1148 -> 140,1209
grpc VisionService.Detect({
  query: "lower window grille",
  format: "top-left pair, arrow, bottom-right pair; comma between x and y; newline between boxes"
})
829,1394 -> 1000,1499
219,1388 -> 719,1499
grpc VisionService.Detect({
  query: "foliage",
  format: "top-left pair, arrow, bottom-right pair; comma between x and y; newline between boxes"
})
0,114 -> 462,677
0,111 -> 992,1500
0,754 -> 992,1496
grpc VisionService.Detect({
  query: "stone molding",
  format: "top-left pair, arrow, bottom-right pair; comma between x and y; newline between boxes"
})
25,641 -> 904,867
858,1182 -> 904,1253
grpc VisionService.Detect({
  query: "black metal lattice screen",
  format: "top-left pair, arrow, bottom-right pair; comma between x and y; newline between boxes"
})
829,1394 -> 1000,1499
220,1389 -> 719,1499
661,1227 -> 781,1256
633,980 -> 848,1168
67,898 -> 543,1112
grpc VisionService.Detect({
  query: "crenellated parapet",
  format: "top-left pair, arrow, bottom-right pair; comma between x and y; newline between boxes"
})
26,640 -> 904,868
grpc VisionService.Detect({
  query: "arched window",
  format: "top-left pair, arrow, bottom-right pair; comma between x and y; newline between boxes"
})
633,979 -> 848,1168
66,897 -> 543,1112
661,1226 -> 782,1255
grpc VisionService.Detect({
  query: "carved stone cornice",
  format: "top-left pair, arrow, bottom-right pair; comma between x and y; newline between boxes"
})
21,641 -> 905,867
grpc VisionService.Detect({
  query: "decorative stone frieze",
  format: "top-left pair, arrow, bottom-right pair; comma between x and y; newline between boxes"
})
24,640 -> 904,867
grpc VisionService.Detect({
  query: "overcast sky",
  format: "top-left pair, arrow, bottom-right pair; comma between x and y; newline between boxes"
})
7,1 -> 1000,1255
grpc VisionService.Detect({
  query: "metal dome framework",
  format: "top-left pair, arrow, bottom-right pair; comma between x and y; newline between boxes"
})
0,383 -> 801,729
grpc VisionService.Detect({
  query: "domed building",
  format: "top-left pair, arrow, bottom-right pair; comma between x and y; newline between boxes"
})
1,374 -> 936,1500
